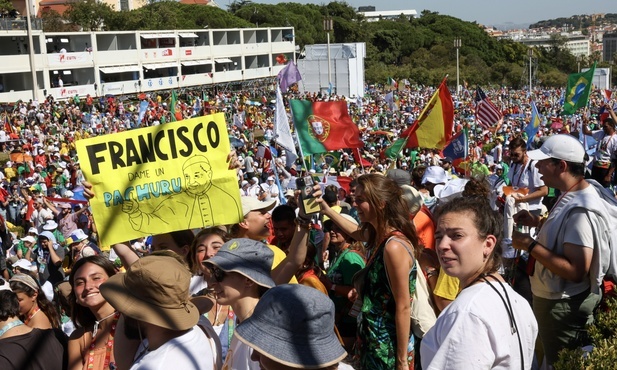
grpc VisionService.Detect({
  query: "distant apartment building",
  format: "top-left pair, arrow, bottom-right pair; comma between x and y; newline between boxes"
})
500,32 -> 591,57
604,32 -> 617,62
358,9 -> 417,22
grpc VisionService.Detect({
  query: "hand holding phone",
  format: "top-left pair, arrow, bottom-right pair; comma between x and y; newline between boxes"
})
296,176 -> 321,215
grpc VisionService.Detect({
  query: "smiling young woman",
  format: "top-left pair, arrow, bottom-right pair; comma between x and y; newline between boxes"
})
66,256 -> 118,370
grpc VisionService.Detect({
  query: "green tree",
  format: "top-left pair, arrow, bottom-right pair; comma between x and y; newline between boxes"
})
65,0 -> 114,31
41,9 -> 76,32
0,0 -> 14,13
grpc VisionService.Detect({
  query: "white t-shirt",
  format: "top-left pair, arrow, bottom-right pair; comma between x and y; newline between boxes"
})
592,131 -> 617,168
507,159 -> 545,211
421,281 -> 538,370
189,274 -> 208,296
131,326 -> 214,370
532,186 -> 596,299
222,335 -> 260,370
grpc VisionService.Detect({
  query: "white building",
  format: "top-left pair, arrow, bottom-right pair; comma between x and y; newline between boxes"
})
296,43 -> 365,98
0,27 -> 296,102
503,32 -> 591,58
359,10 -> 417,22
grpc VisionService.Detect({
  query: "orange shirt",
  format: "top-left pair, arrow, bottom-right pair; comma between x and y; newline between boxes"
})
413,207 -> 435,250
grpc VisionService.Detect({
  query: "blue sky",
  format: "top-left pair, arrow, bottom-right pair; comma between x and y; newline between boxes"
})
232,1 -> 616,27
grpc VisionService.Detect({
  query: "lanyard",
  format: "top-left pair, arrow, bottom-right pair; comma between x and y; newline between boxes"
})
87,312 -> 120,370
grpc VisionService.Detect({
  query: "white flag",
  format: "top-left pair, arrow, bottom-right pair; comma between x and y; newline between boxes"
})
275,85 -> 298,167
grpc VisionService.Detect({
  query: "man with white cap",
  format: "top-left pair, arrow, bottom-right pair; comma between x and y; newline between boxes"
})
264,176 -> 279,201
512,134 -> 616,367
246,177 -> 261,199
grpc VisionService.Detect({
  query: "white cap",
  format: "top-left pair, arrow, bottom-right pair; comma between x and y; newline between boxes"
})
421,166 -> 448,185
527,134 -> 585,163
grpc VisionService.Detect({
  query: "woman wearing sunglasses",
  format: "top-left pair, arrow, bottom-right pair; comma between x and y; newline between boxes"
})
203,238 -> 275,370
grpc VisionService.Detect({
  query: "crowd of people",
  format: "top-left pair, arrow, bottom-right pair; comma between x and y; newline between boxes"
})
0,81 -> 616,370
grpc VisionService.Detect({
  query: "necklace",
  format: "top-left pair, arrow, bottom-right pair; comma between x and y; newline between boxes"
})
0,320 -> 24,337
92,310 -> 117,337
87,312 -> 119,370
25,306 -> 40,325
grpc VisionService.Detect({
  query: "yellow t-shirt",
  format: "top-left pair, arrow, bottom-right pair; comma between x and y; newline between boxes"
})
433,270 -> 460,301
267,244 -> 298,284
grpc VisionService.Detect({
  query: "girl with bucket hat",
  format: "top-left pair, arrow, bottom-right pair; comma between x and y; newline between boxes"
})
235,284 -> 352,370
66,255 -> 119,370
203,238 -> 276,370
100,253 -> 216,370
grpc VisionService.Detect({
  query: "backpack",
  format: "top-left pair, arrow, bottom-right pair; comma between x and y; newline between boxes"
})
559,180 -> 617,296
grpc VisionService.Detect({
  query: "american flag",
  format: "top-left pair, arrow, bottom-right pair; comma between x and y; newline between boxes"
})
475,87 -> 503,129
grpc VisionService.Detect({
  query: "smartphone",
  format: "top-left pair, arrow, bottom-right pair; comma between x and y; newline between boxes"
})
296,176 -> 320,215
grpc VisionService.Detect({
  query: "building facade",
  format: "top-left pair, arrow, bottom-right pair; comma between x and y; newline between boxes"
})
603,32 -> 617,62
0,27 -> 296,102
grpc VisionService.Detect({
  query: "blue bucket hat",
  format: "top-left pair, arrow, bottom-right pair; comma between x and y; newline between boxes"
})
235,284 -> 347,368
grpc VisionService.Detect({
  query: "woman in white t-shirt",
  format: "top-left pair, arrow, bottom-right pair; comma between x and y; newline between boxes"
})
421,197 -> 538,369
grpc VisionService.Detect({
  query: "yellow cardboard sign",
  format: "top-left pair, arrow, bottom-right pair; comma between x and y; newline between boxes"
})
76,113 -> 243,246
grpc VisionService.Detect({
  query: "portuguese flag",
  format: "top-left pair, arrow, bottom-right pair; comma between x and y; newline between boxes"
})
290,100 -> 363,155
385,77 -> 454,157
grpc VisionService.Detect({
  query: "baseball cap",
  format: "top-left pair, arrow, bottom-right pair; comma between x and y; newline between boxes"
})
13,259 -> 35,271
203,238 -> 275,288
421,166 -> 448,185
67,229 -> 88,245
241,197 -> 276,217
20,235 -> 37,244
401,185 -> 423,215
235,284 -> 347,368
527,134 -> 586,164
386,169 -> 412,187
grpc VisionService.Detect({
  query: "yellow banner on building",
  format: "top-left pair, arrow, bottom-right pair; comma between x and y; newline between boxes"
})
76,113 -> 243,246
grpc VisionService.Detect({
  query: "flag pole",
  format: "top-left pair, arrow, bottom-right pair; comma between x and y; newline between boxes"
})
389,75 -> 450,159
287,88 -> 311,176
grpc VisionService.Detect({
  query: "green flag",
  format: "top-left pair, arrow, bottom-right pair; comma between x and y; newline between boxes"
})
170,90 -> 178,122
385,137 -> 408,159
563,63 -> 596,115
315,152 -> 341,170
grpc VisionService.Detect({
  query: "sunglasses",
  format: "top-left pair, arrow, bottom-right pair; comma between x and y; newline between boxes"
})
208,266 -> 226,282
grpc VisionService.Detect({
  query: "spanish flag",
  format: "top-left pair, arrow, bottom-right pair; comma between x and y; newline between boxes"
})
385,78 -> 454,157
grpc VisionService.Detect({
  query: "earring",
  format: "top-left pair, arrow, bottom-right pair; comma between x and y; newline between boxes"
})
483,254 -> 488,262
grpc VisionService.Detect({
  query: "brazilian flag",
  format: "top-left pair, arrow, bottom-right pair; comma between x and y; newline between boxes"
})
563,63 -> 596,115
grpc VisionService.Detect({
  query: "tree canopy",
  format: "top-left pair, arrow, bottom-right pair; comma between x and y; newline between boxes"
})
39,1 -> 614,88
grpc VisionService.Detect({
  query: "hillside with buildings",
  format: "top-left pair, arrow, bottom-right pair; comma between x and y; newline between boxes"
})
485,13 -> 617,63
